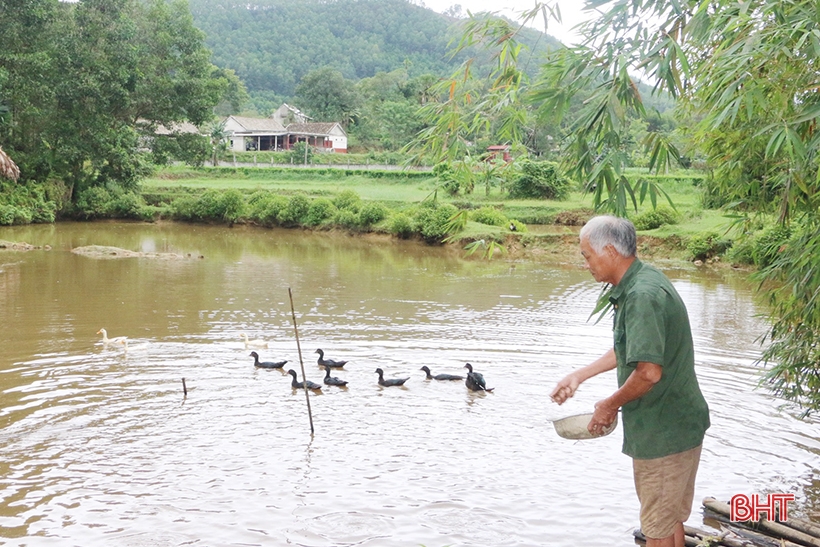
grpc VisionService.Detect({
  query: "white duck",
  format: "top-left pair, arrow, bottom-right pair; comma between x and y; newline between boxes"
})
117,338 -> 148,354
240,332 -> 268,349
97,328 -> 126,346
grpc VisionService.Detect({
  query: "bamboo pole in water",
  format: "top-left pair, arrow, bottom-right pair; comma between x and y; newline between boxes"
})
288,287 -> 314,434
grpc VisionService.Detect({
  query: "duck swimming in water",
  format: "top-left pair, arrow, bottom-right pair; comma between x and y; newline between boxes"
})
464,363 -> 494,392
375,368 -> 409,387
240,333 -> 268,349
323,365 -> 348,387
97,328 -> 126,346
250,351 -> 287,369
117,339 -> 148,354
315,348 -> 347,368
420,366 -> 463,381
287,369 -> 322,390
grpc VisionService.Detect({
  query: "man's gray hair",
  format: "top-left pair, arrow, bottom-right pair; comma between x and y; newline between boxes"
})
580,216 -> 637,257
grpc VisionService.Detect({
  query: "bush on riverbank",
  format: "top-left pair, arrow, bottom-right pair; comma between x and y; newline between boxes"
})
633,206 -> 679,230
161,187 -> 463,243
725,222 -> 793,267
0,180 -> 62,225
67,184 -> 156,222
0,164 -> 752,266
508,160 -> 571,200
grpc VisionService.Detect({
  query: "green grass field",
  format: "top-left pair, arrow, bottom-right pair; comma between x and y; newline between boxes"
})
142,165 -> 739,240
143,166 -> 439,203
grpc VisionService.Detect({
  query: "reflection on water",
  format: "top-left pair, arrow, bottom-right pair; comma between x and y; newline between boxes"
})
0,221 -> 818,546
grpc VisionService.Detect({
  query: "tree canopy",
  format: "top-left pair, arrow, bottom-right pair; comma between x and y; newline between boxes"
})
294,67 -> 361,125
0,0 -> 233,196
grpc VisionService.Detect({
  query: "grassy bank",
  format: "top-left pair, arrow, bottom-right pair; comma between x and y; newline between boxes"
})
135,165 -> 748,265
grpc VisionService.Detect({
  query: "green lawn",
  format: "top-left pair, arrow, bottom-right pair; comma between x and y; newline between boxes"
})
143,167 -> 440,204
143,165 -> 738,238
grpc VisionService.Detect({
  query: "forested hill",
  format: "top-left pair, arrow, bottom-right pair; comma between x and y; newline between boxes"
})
188,0 -> 561,98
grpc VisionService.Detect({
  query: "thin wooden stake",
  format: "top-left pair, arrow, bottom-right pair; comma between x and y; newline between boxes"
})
288,287 -> 314,434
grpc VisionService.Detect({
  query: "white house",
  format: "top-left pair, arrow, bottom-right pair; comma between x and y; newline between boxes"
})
220,106 -> 348,153
222,116 -> 287,152
286,122 -> 347,153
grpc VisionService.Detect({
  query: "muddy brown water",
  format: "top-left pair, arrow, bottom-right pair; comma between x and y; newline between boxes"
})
0,221 -> 818,546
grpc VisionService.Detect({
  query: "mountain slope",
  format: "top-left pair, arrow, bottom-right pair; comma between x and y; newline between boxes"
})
188,0 -> 561,97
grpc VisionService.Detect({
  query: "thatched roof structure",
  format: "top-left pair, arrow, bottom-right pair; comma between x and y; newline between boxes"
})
0,147 -> 20,181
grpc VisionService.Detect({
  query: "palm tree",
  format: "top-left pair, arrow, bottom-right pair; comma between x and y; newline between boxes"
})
0,147 -> 19,181
209,121 -> 229,167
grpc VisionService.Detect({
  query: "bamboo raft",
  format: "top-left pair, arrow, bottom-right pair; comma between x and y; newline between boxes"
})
633,497 -> 820,547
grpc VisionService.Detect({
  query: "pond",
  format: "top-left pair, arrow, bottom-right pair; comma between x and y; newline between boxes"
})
0,221 -> 818,546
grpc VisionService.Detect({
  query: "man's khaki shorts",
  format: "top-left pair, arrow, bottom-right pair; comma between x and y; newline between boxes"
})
632,444 -> 703,539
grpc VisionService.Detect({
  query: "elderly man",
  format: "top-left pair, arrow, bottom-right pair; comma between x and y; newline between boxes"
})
551,215 -> 710,547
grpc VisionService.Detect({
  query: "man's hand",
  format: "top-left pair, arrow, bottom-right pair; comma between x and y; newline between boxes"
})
588,399 -> 618,436
550,373 -> 580,405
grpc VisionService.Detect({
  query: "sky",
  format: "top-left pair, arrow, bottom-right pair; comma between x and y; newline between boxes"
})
417,0 -> 589,45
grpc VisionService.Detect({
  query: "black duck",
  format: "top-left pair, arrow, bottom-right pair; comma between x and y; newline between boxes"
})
375,367 -> 409,387
323,365 -> 348,387
287,369 -> 322,390
250,351 -> 287,369
315,348 -> 347,368
464,363 -> 493,392
420,365 -> 463,381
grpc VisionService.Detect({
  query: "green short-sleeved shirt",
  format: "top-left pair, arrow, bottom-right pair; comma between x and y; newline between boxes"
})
609,259 -> 710,459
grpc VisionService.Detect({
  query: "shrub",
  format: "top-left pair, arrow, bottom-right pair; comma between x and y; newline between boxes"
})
686,232 -> 730,261
508,160 -> 571,200
193,189 -> 223,221
413,203 -> 459,243
13,206 -> 32,224
752,224 -> 792,268
171,195 -> 199,221
305,198 -> 337,226
387,212 -> 414,238
334,209 -> 359,230
168,189 -> 244,223
333,189 -> 361,212
432,162 -> 453,178
289,141 -> 314,164
441,178 -> 461,195
633,206 -> 679,231
433,162 -> 460,195
0,181 -> 59,224
278,195 -> 310,226
0,204 -> 31,225
248,191 -> 288,225
358,202 -> 387,227
470,207 -> 509,227
31,201 -> 56,223
74,186 -> 114,219
109,192 -> 148,220
218,189 -> 246,224
725,237 -> 755,266
0,204 -> 17,225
